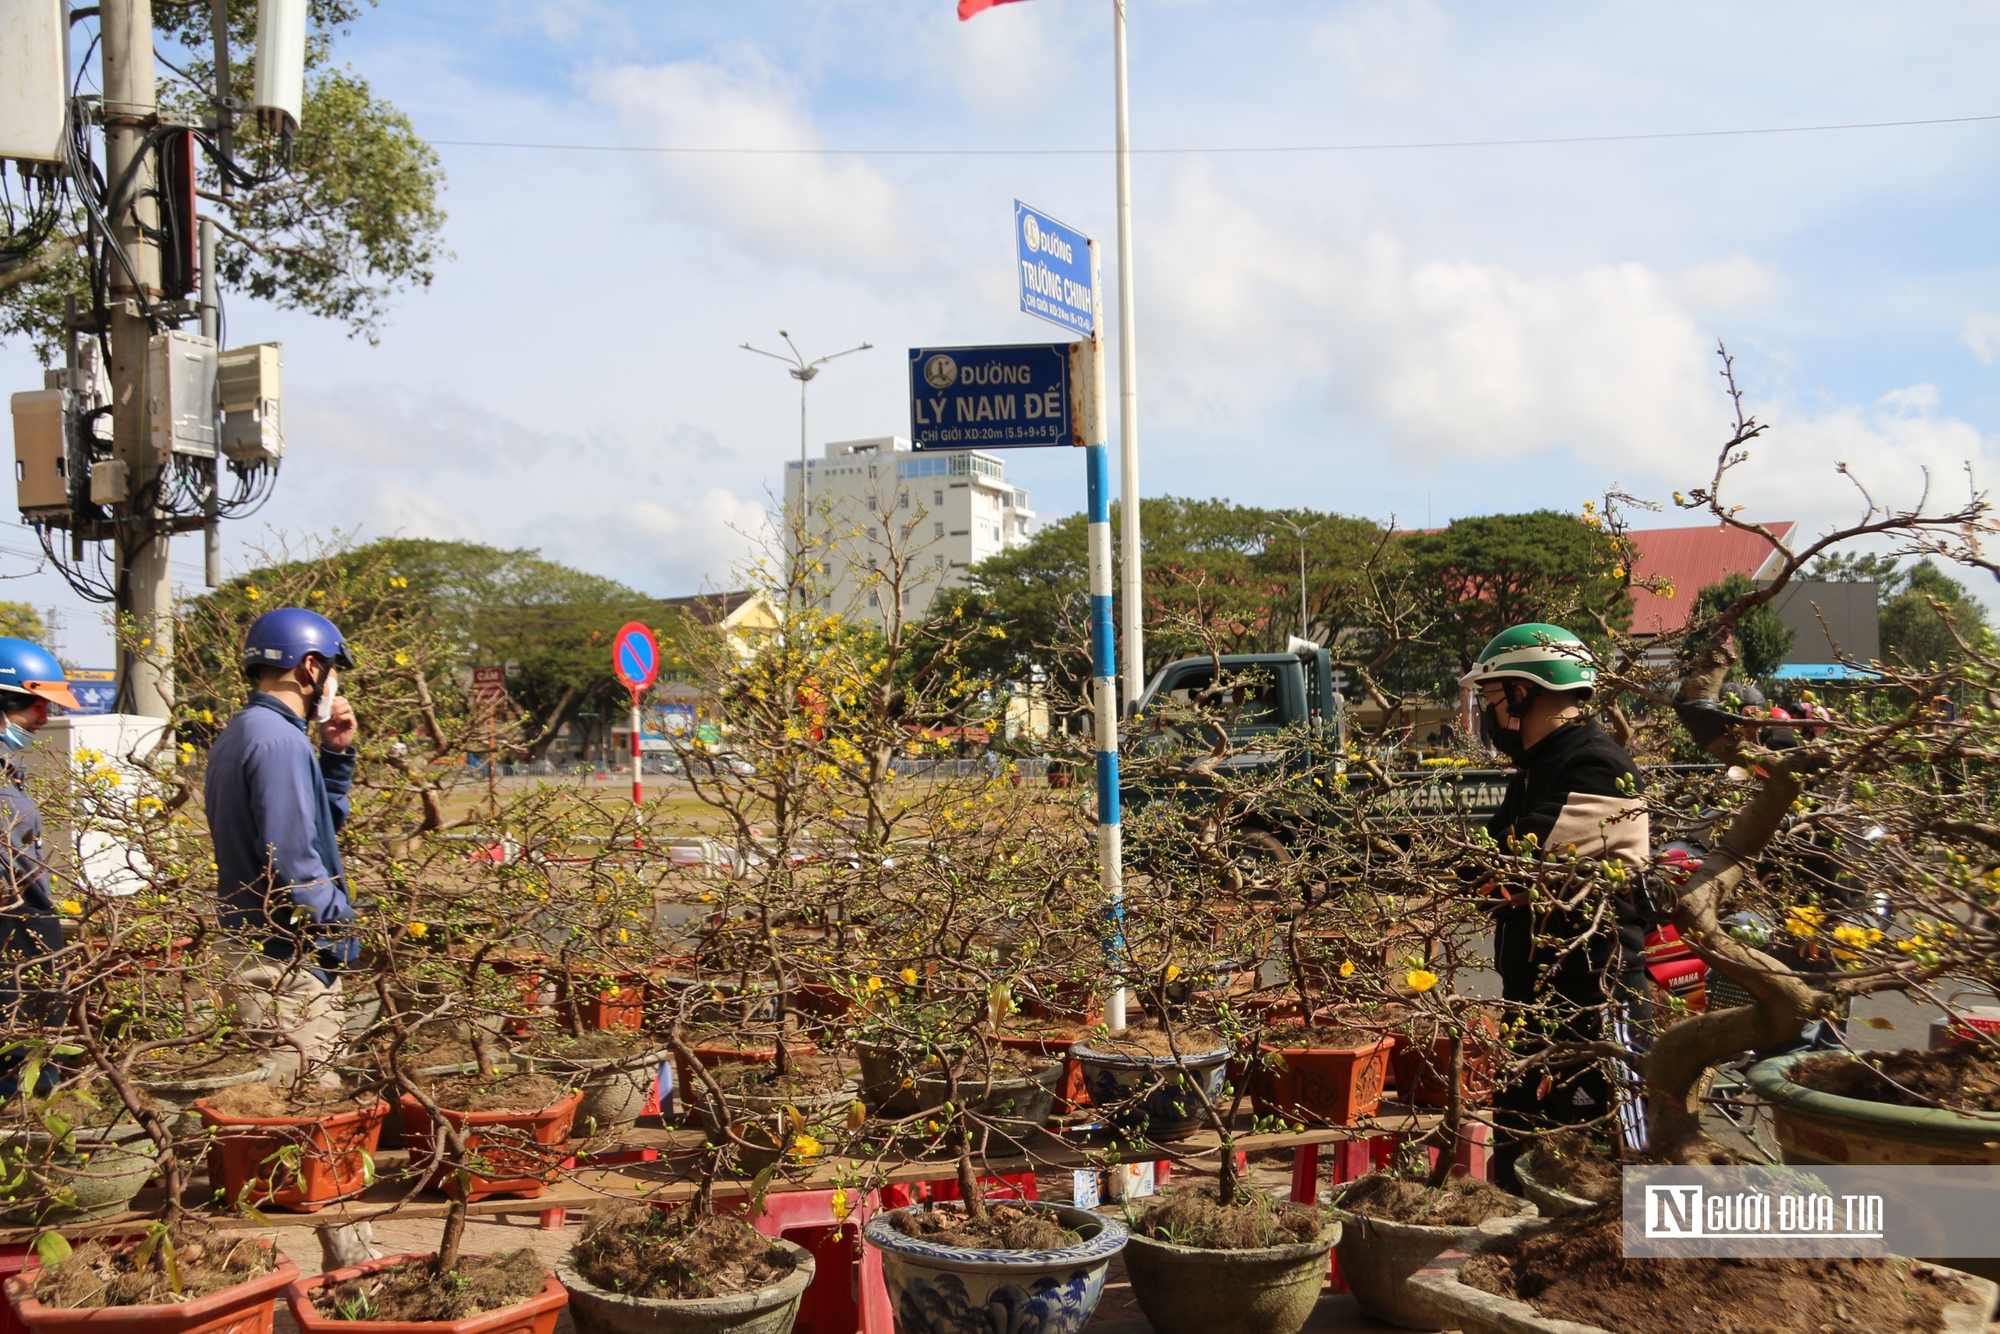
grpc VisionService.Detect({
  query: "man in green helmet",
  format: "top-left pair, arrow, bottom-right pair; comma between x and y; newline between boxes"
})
1460,623 -> 1650,1188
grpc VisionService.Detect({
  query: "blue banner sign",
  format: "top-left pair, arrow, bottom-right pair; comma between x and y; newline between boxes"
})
66,668 -> 115,716
909,343 -> 1072,450
1015,201 -> 1095,337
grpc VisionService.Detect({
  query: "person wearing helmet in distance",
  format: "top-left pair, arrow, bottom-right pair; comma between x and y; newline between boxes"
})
1460,623 -> 1651,1190
0,638 -> 81,1090
205,608 -> 359,1085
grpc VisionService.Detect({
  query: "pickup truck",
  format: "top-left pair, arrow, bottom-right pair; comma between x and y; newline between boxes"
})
1124,644 -> 1513,825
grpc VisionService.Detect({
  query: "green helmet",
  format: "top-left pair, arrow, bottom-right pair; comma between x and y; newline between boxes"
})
1459,623 -> 1596,697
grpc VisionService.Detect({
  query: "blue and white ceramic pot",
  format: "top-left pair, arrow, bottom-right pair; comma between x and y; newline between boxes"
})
1070,1040 -> 1232,1139
863,1201 -> 1127,1334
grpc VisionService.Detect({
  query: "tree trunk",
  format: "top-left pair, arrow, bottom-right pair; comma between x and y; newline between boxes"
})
1425,1033 -> 1464,1188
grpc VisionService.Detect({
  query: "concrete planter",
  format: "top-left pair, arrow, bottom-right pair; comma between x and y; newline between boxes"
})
1406,1247 -> 1999,1334
912,1062 -> 1062,1147
1326,1197 -> 1539,1330
863,1202 -> 1126,1334
1,1122 -> 154,1224
1121,1223 -> 1340,1334
556,1239 -> 813,1334
535,1046 -> 672,1136
136,1060 -> 273,1137
1513,1156 -> 1600,1219
1745,1051 -> 2000,1165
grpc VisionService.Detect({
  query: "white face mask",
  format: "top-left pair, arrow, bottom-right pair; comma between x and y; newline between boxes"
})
314,672 -> 339,724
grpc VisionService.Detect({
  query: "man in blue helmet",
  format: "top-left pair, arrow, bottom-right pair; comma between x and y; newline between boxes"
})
205,608 -> 359,1084
0,638 -> 81,1067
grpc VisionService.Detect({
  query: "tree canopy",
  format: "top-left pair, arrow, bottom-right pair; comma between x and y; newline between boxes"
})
1691,572 -> 1795,679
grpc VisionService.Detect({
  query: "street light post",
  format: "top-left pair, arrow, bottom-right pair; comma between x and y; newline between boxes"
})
1274,514 -> 1326,643
741,332 -> 873,533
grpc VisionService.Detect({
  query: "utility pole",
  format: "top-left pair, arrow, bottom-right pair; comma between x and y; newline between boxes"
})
740,332 -> 872,572
199,0 -> 234,590
1113,0 -> 1144,712
102,0 -> 174,719
1274,514 -> 1325,643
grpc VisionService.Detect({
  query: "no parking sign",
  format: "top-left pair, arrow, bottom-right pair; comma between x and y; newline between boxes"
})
612,622 -> 659,694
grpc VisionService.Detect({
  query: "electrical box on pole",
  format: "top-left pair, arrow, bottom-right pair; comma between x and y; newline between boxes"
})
146,331 -> 218,459
0,0 -> 67,165
12,388 -> 67,513
253,0 -> 307,133
217,342 -> 284,465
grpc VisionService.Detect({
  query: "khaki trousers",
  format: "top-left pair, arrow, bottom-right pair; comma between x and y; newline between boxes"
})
226,953 -> 344,1085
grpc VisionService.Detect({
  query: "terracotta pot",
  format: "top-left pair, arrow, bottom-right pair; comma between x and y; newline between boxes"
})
789,982 -> 854,1019
1246,1026 -> 1392,1127
197,1097 -> 389,1214
673,1041 -> 819,1122
554,972 -> 647,1032
286,1252 -> 567,1334
398,1090 -> 582,1202
6,1241 -> 298,1334
994,1034 -> 1091,1114
1389,1016 -> 1499,1109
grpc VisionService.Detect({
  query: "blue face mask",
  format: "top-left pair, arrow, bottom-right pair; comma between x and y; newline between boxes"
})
1,720 -> 32,753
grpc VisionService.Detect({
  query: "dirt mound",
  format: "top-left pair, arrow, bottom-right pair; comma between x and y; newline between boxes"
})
1461,1206 -> 1966,1334
1133,1188 -> 1323,1250
34,1229 -> 274,1308
536,1031 -> 657,1062
203,1082 -> 369,1119
1527,1130 -> 1623,1203
425,1073 -> 570,1113
887,1201 -> 1077,1251
569,1205 -> 793,1301
1259,1025 -> 1380,1051
1790,1047 -> 2000,1113
318,1251 -> 545,1322
1079,1020 -> 1224,1057
707,1059 -> 843,1100
135,1047 -> 266,1078
1332,1173 -> 1522,1226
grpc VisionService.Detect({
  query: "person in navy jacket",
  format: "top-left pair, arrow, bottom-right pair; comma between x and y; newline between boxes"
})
205,608 -> 359,1085
0,638 -> 81,1093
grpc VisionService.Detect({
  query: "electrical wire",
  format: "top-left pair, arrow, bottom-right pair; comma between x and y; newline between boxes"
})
423,110 -> 2000,158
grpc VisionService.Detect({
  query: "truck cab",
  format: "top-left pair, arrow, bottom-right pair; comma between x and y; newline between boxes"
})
1132,642 -> 1343,748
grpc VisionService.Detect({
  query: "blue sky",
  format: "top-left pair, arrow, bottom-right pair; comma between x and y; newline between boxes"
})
7,0 -> 2000,661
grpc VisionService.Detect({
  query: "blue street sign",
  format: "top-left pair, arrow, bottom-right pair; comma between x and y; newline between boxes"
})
1015,201 -> 1095,337
909,344 -> 1071,450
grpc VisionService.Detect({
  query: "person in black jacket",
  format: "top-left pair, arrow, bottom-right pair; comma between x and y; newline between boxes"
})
1460,624 -> 1651,1189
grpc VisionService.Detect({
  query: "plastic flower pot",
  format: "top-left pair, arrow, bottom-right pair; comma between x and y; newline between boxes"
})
1069,1039 -> 1232,1140
1388,1015 -> 1499,1109
0,1123 -> 155,1224
398,1090 -> 582,1202
197,1095 -> 389,1214
5,1240 -> 298,1334
1405,1247 -> 1999,1334
1745,1050 -> 2000,1165
286,1252 -> 568,1334
556,1237 -> 813,1334
863,1202 -> 1126,1334
1247,1029 -> 1393,1127
1121,1223 -> 1341,1334
993,1033 -> 1091,1114
1326,1195 -> 1539,1331
554,972 -> 646,1032
534,1046 -> 673,1136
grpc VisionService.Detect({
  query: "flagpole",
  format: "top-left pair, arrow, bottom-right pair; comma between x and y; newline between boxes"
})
1113,0 -> 1144,715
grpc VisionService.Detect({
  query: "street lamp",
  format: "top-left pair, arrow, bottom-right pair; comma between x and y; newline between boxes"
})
1272,514 -> 1327,643
741,332 -> 874,529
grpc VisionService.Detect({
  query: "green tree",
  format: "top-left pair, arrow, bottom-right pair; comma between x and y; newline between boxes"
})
1880,560 -> 1990,668
0,603 -> 48,645
2,0 -> 445,357
1403,511 -> 1627,680
1805,551 -> 1902,595
1689,572 -> 1795,679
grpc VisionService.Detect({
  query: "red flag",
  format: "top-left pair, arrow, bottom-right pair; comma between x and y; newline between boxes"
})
959,0 -> 1031,18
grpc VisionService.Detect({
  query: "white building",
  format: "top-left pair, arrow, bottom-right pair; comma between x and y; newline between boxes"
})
783,436 -> 1035,621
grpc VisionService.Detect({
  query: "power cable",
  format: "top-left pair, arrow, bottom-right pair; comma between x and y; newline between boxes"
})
424,111 -> 2000,158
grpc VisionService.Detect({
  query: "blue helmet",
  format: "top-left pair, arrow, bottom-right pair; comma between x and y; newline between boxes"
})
0,637 -> 79,709
243,608 -> 353,675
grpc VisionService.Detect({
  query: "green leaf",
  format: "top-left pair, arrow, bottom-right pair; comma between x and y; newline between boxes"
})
31,1232 -> 70,1267
238,1202 -> 271,1227
360,1152 -> 376,1187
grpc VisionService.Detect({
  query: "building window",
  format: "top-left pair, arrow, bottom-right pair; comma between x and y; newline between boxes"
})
934,489 -> 943,506
899,491 -> 910,509
867,591 -> 879,606
866,495 -> 878,511
934,522 -> 944,538
902,588 -> 911,605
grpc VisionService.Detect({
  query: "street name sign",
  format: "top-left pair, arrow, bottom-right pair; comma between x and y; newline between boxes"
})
1015,200 -> 1095,337
909,343 -> 1072,450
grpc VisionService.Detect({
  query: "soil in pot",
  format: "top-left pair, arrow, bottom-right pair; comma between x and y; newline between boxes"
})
202,1081 -> 374,1118
426,1072 -> 572,1112
1130,1188 -> 1321,1249
1525,1130 -> 1622,1206
1789,1046 -> 2000,1112
1331,1173 -> 1521,1226
569,1203 -> 798,1301
33,1227 -> 275,1307
1083,1019 -> 1224,1057
135,1045 -> 268,1079
532,1030 -> 656,1062
706,1055 -> 847,1101
1460,1205 -> 1970,1334
314,1250 -> 546,1322
885,1200 -> 1078,1250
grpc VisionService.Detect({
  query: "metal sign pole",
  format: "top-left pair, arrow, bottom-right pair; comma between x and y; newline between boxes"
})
1113,0 -> 1145,713
630,686 -> 644,849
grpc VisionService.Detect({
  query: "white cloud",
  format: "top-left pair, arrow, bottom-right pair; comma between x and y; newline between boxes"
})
924,0 -> 1078,116
1309,0 -> 1453,103
1963,314 -> 2000,366
1672,255 -> 1781,312
289,385 -> 548,470
526,489 -> 772,594
1141,168 -> 1718,471
592,49 -> 906,265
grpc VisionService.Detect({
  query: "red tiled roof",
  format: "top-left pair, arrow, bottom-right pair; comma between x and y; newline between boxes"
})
1626,522 -> 1796,635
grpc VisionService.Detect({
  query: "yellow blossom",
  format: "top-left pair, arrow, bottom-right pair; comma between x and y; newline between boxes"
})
1405,969 -> 1439,993
405,921 -> 429,939
791,1133 -> 821,1160
395,652 -> 410,667
245,586 -> 261,601
1165,965 -> 1181,982
58,899 -> 81,916
830,1188 -> 850,1220
900,968 -> 917,985
866,976 -> 884,992
1339,961 -> 1356,979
